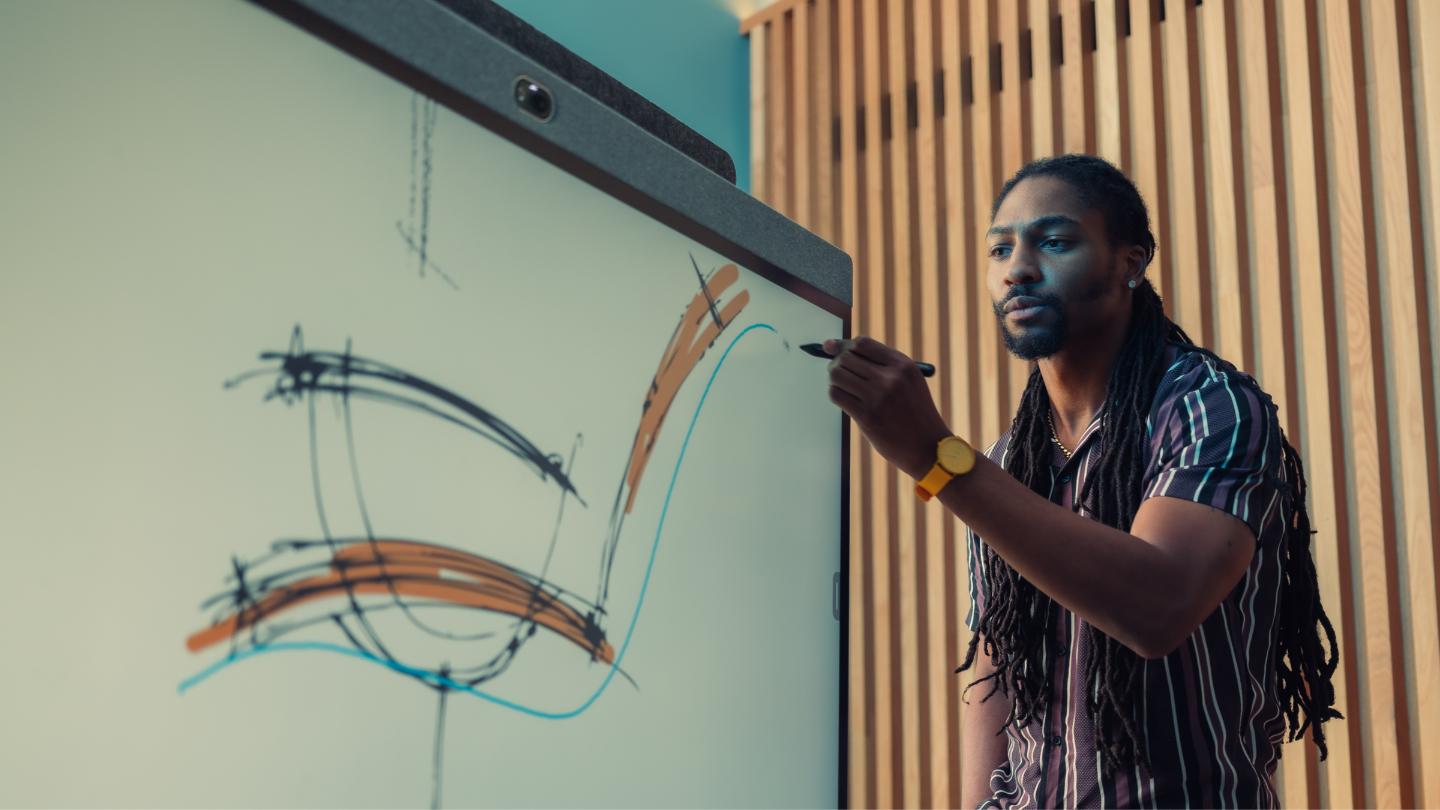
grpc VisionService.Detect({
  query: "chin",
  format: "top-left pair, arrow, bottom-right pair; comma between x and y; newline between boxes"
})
1002,325 -> 1065,360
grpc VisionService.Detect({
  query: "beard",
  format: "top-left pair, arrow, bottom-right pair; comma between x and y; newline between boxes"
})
993,289 -> 1068,360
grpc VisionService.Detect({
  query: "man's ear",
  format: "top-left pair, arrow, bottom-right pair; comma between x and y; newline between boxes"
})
1121,244 -> 1148,285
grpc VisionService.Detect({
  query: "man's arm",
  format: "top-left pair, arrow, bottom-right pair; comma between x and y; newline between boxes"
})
959,644 -> 1010,809
826,337 -> 1257,659
933,454 -> 1252,659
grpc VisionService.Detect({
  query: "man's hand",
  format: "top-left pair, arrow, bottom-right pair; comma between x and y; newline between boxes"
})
823,336 -> 951,479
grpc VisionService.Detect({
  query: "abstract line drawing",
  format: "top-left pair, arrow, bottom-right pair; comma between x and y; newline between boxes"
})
396,92 -> 458,289
183,260 -> 757,806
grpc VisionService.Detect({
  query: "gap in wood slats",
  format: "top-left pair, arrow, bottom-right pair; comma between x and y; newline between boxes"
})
1084,0 -> 1097,52
787,11 -> 799,220
1023,28 -> 1034,79
1054,13 -> 1065,65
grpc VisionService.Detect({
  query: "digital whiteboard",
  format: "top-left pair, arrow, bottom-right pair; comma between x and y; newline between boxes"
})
0,1 -> 852,807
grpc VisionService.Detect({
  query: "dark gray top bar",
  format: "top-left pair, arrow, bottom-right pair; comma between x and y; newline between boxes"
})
257,0 -> 853,314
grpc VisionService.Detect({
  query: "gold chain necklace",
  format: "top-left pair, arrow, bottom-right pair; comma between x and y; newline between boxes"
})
1047,412 -> 1073,460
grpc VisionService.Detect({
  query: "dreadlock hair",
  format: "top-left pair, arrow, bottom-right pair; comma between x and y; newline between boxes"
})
957,154 -> 1342,776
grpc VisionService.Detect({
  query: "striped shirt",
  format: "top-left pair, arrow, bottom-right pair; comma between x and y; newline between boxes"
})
966,344 -> 1291,809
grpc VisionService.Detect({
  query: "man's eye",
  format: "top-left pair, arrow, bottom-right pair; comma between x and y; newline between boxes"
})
989,244 -> 1012,259
1041,237 -> 1071,250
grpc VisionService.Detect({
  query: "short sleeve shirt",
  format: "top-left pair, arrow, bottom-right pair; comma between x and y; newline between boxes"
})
966,344 -> 1292,809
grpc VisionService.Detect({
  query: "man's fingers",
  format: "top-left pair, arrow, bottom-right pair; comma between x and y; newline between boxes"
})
850,335 -> 909,366
831,350 -> 874,378
828,384 -> 864,414
829,365 -> 869,400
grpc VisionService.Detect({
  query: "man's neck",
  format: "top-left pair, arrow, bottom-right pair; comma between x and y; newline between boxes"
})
1038,325 -> 1131,441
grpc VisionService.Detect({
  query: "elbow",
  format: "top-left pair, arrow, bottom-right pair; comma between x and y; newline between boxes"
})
1116,609 -> 1196,661
1127,632 -> 1187,661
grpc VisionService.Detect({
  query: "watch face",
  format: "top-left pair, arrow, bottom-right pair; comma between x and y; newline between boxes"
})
937,437 -> 973,473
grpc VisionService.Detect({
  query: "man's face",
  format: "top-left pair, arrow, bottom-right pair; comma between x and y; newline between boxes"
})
985,175 -> 1133,360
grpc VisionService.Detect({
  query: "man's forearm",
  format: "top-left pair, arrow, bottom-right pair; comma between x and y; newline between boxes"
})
960,647 -> 1010,808
932,453 -> 1196,659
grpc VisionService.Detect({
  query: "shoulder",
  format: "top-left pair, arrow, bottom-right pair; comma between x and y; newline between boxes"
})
1148,343 -> 1280,442
1141,344 -> 1290,535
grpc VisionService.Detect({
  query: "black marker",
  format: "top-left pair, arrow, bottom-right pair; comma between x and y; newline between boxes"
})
799,342 -> 936,378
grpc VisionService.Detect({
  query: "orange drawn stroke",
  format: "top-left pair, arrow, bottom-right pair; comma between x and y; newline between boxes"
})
622,264 -> 750,513
187,540 -> 614,664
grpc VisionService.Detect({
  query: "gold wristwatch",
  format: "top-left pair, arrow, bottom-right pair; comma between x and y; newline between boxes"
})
914,436 -> 976,501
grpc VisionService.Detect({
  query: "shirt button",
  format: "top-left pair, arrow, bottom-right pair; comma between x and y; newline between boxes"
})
1059,475 -> 1072,485
1049,735 -> 1064,747
1055,643 -> 1068,658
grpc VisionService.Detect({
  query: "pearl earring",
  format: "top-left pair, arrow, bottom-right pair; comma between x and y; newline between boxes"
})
1127,279 -> 1138,289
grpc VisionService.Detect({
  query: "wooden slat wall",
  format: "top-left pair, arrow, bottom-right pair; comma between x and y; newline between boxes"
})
742,0 -> 1440,806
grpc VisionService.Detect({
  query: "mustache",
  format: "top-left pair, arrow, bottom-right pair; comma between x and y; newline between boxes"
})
993,287 -> 1065,316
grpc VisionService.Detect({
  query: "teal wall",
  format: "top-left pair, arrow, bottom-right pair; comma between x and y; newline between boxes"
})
492,0 -> 751,192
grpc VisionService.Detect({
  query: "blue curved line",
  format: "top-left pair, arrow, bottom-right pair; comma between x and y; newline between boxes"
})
180,322 -> 779,720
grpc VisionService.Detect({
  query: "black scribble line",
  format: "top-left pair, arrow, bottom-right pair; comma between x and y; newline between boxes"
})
306,338 -> 397,664
512,433 -> 582,641
190,258 -> 748,801
419,96 -> 436,276
691,252 -> 723,328
338,339 -> 489,643
396,222 -> 459,289
432,664 -> 450,810
225,327 -> 579,500
397,93 -> 459,289
199,326 -> 627,690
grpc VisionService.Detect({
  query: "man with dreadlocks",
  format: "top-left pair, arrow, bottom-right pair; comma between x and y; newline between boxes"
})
823,154 -> 1340,808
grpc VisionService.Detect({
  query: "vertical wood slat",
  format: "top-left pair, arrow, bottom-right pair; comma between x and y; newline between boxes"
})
859,2 -> 896,806
1321,0 -> 1408,806
1366,3 -> 1440,809
1028,0 -> 1059,158
793,2 -> 811,227
969,0 -> 1005,444
908,1 -> 952,806
1159,0 -> 1210,345
1058,0 -> 1094,153
750,22 -> 767,202
766,11 -> 790,216
1406,0 -> 1440,803
739,0 -> 1440,804
1125,0 -> 1169,308
997,0 -> 1031,419
1197,0 -> 1250,370
943,0 -> 975,446
813,0 -> 835,246
1239,1 -> 1313,802
833,1 -> 871,803
1275,5 -> 1361,805
1093,0 -> 1127,169
937,2 -> 975,800
883,0 -> 924,805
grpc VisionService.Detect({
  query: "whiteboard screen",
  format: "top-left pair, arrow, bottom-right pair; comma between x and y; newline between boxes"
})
0,2 -> 846,807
